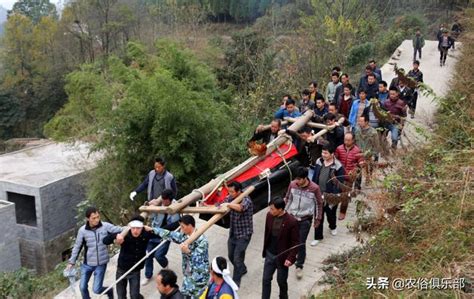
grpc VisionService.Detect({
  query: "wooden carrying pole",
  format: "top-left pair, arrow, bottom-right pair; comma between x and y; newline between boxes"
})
307,117 -> 345,143
284,117 -> 328,129
185,186 -> 255,245
161,110 -> 314,214
140,205 -> 228,214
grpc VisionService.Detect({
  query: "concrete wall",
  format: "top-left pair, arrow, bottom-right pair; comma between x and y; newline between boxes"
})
40,173 -> 87,241
0,200 -> 21,272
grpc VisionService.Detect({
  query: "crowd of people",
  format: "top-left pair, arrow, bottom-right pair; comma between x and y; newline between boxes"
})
66,22 -> 461,299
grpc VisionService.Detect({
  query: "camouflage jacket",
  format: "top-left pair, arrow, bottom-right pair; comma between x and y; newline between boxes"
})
154,227 -> 210,297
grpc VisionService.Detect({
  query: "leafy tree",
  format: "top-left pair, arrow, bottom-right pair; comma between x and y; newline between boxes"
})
45,41 -> 236,222
8,0 -> 58,24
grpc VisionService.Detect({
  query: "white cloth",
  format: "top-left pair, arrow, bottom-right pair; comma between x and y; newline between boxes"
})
211,257 -> 239,299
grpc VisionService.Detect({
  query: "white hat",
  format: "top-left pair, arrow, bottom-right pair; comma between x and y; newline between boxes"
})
128,220 -> 144,228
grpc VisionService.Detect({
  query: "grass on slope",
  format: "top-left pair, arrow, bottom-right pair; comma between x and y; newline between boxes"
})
315,9 -> 474,299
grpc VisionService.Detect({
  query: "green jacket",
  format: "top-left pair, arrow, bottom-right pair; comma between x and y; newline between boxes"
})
412,35 -> 425,48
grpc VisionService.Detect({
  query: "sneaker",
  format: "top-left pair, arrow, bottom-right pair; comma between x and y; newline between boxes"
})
296,267 -> 303,279
410,114 -> 415,119
440,62 -> 443,66
330,229 -> 337,236
141,277 -> 152,286
310,240 -> 320,246
338,212 -> 346,220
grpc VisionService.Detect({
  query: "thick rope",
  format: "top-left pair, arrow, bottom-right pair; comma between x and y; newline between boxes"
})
99,226 -> 180,297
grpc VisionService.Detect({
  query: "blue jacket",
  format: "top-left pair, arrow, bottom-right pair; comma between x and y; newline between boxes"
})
348,99 -> 370,127
274,107 -> 302,119
312,157 -> 345,195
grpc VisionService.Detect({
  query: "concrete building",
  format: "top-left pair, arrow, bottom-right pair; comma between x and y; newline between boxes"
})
0,141 -> 99,274
0,200 -> 21,271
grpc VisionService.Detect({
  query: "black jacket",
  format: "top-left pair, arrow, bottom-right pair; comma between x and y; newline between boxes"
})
249,130 -> 277,144
161,287 -> 184,299
285,129 -> 322,167
325,126 -> 344,149
103,230 -> 154,272
438,35 -> 455,49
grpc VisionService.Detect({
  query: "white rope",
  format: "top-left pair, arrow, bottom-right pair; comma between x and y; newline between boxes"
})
99,226 -> 180,297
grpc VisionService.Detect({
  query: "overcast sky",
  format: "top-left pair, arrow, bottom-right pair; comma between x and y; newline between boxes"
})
1,0 -> 60,10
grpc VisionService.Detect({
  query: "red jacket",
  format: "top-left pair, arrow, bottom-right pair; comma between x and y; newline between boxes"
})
335,144 -> 364,177
262,212 -> 299,267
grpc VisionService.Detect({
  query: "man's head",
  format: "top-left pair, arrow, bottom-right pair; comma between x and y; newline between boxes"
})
129,215 -> 145,237
85,206 -> 100,227
344,132 -> 355,148
210,256 -> 227,281
309,81 -> 318,93
324,112 -> 337,126
341,73 -> 349,85
316,98 -> 325,110
283,94 -> 292,103
389,86 -> 399,101
365,65 -> 373,76
358,114 -> 370,129
443,30 -> 449,36
416,28 -> 421,35
298,127 -> 312,141
286,98 -> 296,113
154,157 -> 166,174
179,215 -> 195,235
270,119 -> 282,134
295,167 -> 309,187
369,59 -> 376,69
321,144 -> 335,161
156,269 -> 178,295
161,189 -> 174,207
331,72 -> 339,84
367,73 -> 376,85
227,181 -> 242,199
413,60 -> 420,70
328,103 -> 338,115
378,80 -> 387,93
269,196 -> 285,216
359,89 -> 367,100
343,84 -> 353,96
302,89 -> 311,101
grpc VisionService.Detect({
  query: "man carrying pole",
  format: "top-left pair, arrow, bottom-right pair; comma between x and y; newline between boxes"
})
153,215 -> 210,299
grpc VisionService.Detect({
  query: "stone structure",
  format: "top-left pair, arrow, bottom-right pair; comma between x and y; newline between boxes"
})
0,142 -> 98,274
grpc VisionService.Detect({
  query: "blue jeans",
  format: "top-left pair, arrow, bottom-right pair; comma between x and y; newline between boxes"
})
79,263 -> 113,299
144,237 -> 171,279
386,123 -> 400,147
228,234 -> 251,286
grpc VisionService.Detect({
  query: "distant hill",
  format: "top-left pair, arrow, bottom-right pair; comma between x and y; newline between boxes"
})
0,5 -> 6,22
0,5 -> 6,36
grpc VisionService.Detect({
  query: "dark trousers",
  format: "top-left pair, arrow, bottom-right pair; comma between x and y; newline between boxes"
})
262,251 -> 289,299
144,237 -> 171,279
295,218 -> 312,269
228,234 -> 251,286
440,47 -> 449,63
413,47 -> 422,60
314,204 -> 338,240
116,268 -> 143,299
409,91 -> 418,116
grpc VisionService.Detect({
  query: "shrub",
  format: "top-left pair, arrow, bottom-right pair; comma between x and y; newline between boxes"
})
347,42 -> 375,67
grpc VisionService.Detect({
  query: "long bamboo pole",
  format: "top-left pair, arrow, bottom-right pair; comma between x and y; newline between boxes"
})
140,205 -> 228,214
284,117 -> 328,129
184,186 -> 255,245
307,117 -> 345,143
161,110 -> 314,214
